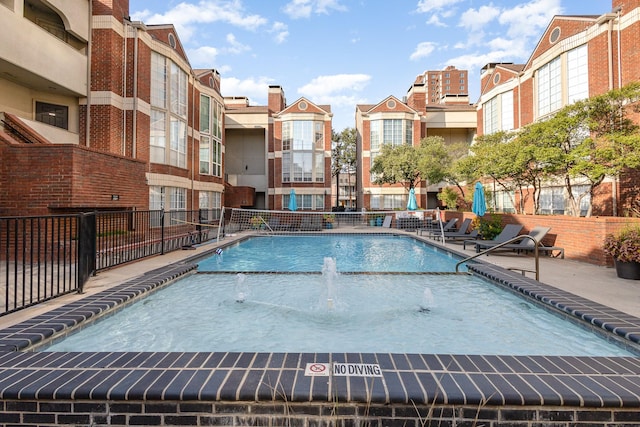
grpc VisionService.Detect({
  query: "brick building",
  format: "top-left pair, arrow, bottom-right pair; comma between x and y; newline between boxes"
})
0,0 -> 332,217
476,0 -> 640,216
224,88 -> 333,211
355,75 -> 476,210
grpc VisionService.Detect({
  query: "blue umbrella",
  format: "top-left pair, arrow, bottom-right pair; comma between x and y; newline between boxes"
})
288,189 -> 297,211
472,182 -> 486,216
407,188 -> 418,211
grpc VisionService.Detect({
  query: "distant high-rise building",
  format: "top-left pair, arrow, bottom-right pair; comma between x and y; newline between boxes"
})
411,66 -> 469,106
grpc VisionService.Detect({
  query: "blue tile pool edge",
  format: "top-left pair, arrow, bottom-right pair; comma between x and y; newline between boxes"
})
0,236 -> 639,408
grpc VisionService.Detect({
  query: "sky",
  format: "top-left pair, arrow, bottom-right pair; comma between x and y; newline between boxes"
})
130,0 -> 610,131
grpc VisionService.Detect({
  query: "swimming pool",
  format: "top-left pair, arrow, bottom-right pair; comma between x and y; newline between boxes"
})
43,234 -> 635,356
198,234 -> 461,272
4,231 -> 640,426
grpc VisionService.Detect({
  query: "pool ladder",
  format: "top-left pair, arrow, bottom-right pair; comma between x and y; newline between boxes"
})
455,235 -> 541,281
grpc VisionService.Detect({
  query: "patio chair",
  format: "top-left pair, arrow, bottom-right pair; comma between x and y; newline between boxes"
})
418,218 -> 458,237
300,215 -> 322,231
486,226 -> 564,258
429,218 -> 472,240
467,223 -> 524,251
444,228 -> 479,242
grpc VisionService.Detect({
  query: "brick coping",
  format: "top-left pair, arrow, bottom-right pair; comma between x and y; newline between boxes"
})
0,237 -> 639,408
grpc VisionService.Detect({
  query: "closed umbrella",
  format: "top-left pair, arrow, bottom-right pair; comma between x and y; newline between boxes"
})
472,182 -> 486,217
407,188 -> 418,211
288,189 -> 298,211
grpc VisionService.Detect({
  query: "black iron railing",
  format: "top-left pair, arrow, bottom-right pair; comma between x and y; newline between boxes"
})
0,215 -> 81,316
0,209 -> 220,317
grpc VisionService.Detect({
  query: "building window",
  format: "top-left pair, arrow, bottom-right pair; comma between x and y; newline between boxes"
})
283,193 -> 324,210
501,91 -> 514,131
370,194 -> 405,210
35,102 -> 68,129
537,56 -> 562,117
199,94 -> 222,177
483,97 -> 498,134
490,190 -> 515,213
539,185 -> 590,216
199,191 -> 222,220
567,45 -> 588,103
370,119 -> 412,151
150,52 -> 187,168
549,27 -> 561,44
539,187 -> 566,215
282,121 -> 324,183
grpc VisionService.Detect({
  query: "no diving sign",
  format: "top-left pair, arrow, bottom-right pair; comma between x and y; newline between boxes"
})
305,363 -> 382,377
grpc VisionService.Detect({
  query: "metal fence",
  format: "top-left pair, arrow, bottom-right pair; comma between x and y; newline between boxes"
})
0,215 -> 83,316
0,209 -> 220,317
95,209 -> 219,270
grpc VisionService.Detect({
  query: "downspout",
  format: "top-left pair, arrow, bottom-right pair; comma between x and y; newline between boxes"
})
122,20 -> 128,156
85,0 -> 92,147
613,7 -> 622,215
517,73 -> 522,129
607,17 -> 614,90
191,76 -> 196,211
132,25 -> 138,158
617,7 -> 622,89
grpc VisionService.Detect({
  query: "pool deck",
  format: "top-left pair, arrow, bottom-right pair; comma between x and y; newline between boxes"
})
1,229 -> 640,426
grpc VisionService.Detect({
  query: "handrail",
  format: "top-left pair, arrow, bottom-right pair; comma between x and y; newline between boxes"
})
435,208 -> 445,244
455,234 -> 540,281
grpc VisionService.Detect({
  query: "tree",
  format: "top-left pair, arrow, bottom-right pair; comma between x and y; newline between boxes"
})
469,131 -> 533,214
370,143 -> 422,190
522,83 -> 640,216
370,136 -> 451,192
331,128 -> 357,208
471,83 -> 640,217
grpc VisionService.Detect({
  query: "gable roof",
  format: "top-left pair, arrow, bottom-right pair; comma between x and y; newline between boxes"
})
356,95 -> 418,115
279,97 -> 332,115
523,14 -> 598,72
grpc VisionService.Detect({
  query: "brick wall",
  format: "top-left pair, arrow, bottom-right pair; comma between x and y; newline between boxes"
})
0,143 -> 147,216
1,400 -> 639,426
449,211 -> 640,266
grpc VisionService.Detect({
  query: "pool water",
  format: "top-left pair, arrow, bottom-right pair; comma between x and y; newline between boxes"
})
45,244 -> 635,356
42,235 -> 636,356
197,234 -> 461,272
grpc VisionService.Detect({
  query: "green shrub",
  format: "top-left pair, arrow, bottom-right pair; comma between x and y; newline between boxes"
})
472,214 -> 502,240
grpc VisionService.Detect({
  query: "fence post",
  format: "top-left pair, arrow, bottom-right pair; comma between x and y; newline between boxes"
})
77,213 -> 96,293
160,210 -> 165,255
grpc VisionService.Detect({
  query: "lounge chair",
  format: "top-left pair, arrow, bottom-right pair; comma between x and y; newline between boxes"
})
300,215 -> 322,231
418,218 -> 458,237
446,218 -> 471,234
444,228 -> 480,242
467,223 -> 524,251
486,226 -> 564,258
431,218 -> 473,241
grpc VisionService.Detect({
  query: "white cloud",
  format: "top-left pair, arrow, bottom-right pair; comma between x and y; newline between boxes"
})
130,0 -> 268,42
225,33 -> 251,54
298,74 -> 371,96
296,74 -> 371,107
416,0 -> 464,14
427,15 -> 447,27
499,0 -> 562,39
410,42 -> 437,61
459,5 -> 500,31
446,50 -> 515,72
270,22 -> 289,44
221,76 -> 276,102
283,0 -> 347,19
187,46 -> 220,68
